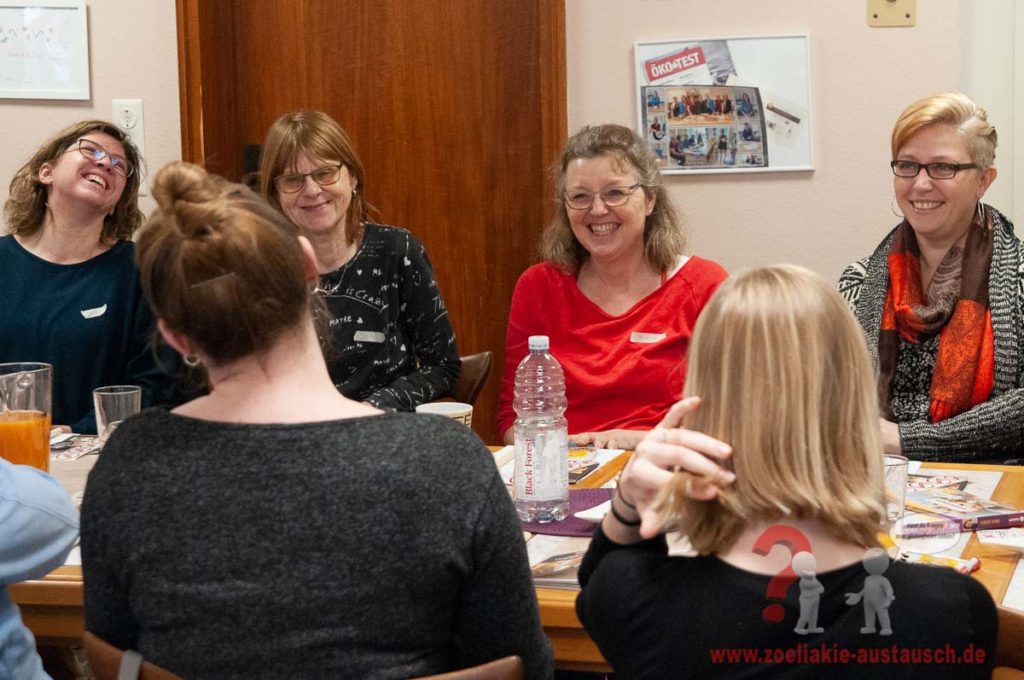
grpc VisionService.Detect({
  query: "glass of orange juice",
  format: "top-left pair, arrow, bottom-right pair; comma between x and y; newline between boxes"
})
0,363 -> 52,472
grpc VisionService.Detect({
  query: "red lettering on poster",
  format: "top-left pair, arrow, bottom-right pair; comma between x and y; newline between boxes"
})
644,46 -> 706,82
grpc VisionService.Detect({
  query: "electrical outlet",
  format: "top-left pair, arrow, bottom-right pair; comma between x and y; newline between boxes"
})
112,99 -> 148,196
867,0 -> 916,27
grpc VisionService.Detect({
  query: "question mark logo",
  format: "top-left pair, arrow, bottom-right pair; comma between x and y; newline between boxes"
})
751,524 -> 812,623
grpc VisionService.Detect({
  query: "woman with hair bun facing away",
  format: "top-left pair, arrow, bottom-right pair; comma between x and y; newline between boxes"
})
80,162 -> 552,679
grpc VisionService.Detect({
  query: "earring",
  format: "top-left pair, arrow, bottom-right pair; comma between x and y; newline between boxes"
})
184,354 -> 201,368
976,202 -> 985,224
890,198 -> 904,219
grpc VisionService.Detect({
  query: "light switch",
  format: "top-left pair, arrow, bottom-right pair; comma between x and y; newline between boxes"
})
868,0 -> 916,27
112,99 -> 148,196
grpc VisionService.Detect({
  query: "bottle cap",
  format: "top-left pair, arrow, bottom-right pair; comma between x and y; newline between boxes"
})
527,335 -> 550,351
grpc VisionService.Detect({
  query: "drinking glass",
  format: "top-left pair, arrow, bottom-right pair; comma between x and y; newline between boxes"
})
0,363 -> 53,471
884,454 -> 910,528
94,385 -> 142,445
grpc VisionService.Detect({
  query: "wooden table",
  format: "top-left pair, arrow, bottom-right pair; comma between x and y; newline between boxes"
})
538,458 -> 1024,672
12,455 -> 1024,672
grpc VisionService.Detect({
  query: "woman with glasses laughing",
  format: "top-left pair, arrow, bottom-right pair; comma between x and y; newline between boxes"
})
498,124 -> 727,449
1,120 -> 176,433
259,111 -> 459,411
838,92 -> 1023,463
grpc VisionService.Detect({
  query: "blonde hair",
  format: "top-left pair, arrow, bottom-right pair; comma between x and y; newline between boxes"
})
258,110 -> 370,245
892,92 -> 997,169
541,124 -> 686,274
656,265 -> 886,552
4,120 -> 144,240
137,162 -> 312,364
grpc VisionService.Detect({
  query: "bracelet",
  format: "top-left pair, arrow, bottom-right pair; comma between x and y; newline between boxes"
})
617,489 -> 638,509
609,491 -> 642,527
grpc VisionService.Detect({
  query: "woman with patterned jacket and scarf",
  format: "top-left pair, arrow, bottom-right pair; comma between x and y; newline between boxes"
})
838,92 -> 1023,463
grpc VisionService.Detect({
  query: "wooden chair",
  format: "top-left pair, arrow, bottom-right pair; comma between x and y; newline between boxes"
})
994,605 -> 1024,679
83,632 -> 183,680
449,351 -> 493,405
413,655 -> 523,680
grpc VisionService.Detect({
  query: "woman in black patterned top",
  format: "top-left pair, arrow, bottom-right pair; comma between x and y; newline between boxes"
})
259,111 -> 459,410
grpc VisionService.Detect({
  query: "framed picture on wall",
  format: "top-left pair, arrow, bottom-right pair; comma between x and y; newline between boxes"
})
0,0 -> 90,100
636,34 -> 812,174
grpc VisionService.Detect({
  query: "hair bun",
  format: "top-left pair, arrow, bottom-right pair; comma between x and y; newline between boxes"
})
152,161 -> 229,238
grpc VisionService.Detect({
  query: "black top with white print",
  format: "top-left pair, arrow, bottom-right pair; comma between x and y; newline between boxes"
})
317,224 -> 460,410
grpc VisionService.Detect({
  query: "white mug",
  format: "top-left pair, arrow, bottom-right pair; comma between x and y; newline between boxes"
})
415,401 -> 473,426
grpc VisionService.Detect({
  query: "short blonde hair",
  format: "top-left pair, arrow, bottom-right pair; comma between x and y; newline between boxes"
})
541,124 -> 686,275
4,120 -> 144,240
657,265 -> 886,552
892,92 -> 997,169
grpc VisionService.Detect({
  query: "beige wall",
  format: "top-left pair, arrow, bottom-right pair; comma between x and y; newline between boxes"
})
566,0 -> 962,281
1,0 -> 181,218
1,1 -> 972,282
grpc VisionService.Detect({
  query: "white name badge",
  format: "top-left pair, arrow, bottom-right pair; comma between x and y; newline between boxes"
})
630,331 -> 666,344
353,330 -> 386,343
80,304 -> 107,319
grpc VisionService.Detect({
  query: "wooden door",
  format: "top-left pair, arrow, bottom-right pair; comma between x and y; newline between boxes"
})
176,0 -> 566,443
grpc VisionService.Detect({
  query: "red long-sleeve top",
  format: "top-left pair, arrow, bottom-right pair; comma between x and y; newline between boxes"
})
498,257 -> 727,438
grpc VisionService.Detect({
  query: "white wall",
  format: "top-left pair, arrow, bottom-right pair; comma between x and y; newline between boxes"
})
0,0 -> 181,218
961,0 -> 1021,228
566,0 -> 962,281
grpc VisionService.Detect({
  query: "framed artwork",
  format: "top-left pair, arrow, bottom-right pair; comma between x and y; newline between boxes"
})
636,35 -> 812,174
0,0 -> 90,100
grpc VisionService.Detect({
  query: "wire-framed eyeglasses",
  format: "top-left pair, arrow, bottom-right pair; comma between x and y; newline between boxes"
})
890,160 -> 978,180
563,183 -> 644,210
67,139 -> 134,178
274,164 -> 344,194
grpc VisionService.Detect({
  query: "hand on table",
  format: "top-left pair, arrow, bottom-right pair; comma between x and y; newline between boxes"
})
880,419 -> 901,455
609,397 -> 734,540
571,429 -> 646,450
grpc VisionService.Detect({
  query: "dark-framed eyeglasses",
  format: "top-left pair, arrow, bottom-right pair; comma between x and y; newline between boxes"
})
890,160 -> 978,180
273,164 -> 344,194
67,139 -> 134,178
563,183 -> 644,210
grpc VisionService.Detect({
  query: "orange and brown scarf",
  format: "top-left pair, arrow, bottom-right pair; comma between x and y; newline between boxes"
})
878,210 -> 995,422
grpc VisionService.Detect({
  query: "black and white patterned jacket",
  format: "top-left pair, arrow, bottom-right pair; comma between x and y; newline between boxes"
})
838,205 -> 1024,463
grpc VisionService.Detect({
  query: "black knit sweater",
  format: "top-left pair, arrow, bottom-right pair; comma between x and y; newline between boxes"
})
81,409 -> 553,679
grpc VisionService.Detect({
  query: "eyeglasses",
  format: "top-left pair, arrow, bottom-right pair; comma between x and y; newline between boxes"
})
67,139 -> 134,178
273,164 -> 344,194
564,183 -> 644,210
890,160 -> 978,180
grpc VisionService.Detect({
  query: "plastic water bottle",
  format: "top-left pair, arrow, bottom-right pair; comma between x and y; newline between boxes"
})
513,335 -> 569,522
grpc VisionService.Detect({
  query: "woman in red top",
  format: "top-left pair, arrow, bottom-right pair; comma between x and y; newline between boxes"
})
498,124 -> 727,448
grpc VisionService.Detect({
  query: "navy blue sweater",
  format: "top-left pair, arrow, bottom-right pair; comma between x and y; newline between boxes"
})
0,236 -> 176,432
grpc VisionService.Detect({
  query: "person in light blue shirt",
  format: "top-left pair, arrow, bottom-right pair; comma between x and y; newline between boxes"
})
0,460 -> 79,679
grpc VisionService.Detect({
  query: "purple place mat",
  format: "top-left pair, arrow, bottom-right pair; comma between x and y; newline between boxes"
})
521,488 -> 613,537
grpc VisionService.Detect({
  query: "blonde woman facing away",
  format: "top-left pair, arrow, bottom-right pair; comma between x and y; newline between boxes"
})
81,162 -> 552,678
578,266 -> 996,679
